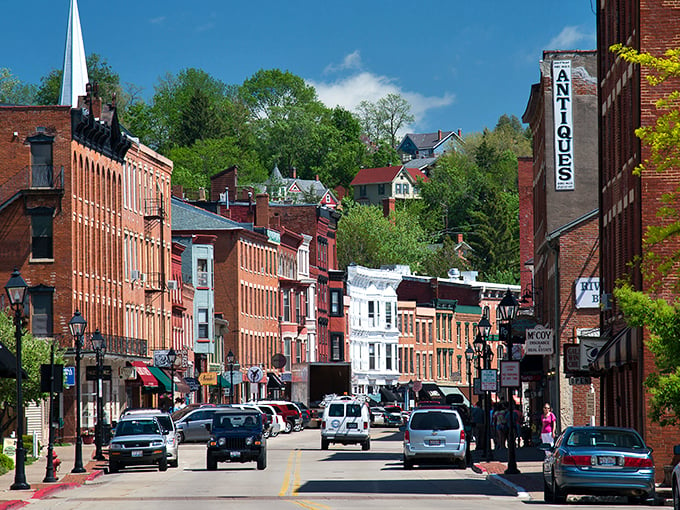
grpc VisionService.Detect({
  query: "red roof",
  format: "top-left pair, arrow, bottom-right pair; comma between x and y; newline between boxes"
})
350,166 -> 429,186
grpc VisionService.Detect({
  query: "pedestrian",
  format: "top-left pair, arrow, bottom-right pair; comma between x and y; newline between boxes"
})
493,402 -> 508,450
471,400 -> 485,451
540,403 -> 557,446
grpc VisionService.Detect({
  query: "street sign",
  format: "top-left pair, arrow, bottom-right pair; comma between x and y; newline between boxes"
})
64,366 -> 76,387
222,370 -> 242,385
86,365 -> 112,381
246,365 -> 265,383
480,369 -> 497,392
500,361 -> 520,387
271,353 -> 287,369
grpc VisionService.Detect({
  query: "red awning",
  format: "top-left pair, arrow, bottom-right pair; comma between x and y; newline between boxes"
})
131,361 -> 159,388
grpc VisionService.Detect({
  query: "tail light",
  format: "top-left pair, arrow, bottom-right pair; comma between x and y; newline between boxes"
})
404,430 -> 410,441
624,457 -> 654,468
321,420 -> 326,429
561,455 -> 594,466
460,429 -> 465,442
363,422 -> 368,430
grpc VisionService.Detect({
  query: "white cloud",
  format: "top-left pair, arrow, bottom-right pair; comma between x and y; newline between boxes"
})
309,71 -> 454,131
150,16 -> 166,24
324,50 -> 363,74
548,26 -> 596,50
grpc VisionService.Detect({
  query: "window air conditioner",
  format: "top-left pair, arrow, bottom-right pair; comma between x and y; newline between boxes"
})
131,269 -> 141,281
167,280 -> 178,290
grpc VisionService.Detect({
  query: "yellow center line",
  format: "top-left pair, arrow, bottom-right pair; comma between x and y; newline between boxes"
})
292,449 -> 302,495
278,450 -> 296,496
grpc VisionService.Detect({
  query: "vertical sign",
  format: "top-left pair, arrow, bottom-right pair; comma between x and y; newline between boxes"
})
553,60 -> 574,191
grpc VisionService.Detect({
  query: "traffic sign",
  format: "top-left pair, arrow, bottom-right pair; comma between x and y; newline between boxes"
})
246,365 -> 264,383
64,366 -> 76,386
271,353 -> 287,369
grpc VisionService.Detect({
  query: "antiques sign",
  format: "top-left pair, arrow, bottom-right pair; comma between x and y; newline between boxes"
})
552,60 -> 575,191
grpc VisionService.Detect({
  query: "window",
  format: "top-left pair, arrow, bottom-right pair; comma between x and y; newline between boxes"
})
386,344 -> 392,370
369,344 -> 375,370
31,288 -> 53,336
283,290 -> 291,322
378,183 -> 385,195
395,183 -> 401,194
403,183 -> 410,194
197,258 -> 209,287
31,213 -> 53,259
198,308 -> 209,339
368,301 -> 375,326
386,302 -> 392,327
30,137 -> 54,187
360,185 -> 367,197
330,289 -> 342,316
330,333 -> 344,361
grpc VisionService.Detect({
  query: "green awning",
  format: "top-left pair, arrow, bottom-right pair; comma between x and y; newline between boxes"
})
218,374 -> 232,388
148,366 -> 172,392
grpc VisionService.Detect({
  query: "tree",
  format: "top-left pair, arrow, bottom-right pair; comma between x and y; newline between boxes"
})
0,310 -> 62,440
608,45 -> 680,425
0,69 -> 36,104
238,69 -> 317,120
356,93 -> 414,148
336,201 -> 428,271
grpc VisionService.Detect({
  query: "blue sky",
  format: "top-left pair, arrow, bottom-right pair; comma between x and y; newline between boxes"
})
2,0 -> 596,136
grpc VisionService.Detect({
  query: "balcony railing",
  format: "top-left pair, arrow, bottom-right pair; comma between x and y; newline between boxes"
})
67,334 -> 148,358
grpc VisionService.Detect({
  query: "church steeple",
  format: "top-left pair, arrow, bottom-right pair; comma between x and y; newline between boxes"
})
59,0 -> 88,107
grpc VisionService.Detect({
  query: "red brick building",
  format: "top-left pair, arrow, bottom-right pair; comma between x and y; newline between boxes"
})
595,0 -> 680,477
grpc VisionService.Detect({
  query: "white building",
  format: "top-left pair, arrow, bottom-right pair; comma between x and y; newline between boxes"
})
347,264 -> 408,394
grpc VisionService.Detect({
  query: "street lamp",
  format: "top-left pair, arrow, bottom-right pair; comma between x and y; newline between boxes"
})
464,343 -> 474,421
474,325 -> 494,462
167,348 -> 177,413
90,329 -> 106,461
69,310 -> 87,473
498,288 -> 520,475
5,269 -> 30,490
227,350 -> 235,404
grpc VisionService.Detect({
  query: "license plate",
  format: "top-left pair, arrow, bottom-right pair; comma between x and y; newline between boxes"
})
230,451 -> 240,459
428,439 -> 442,446
598,456 -> 616,466
131,450 -> 142,457
346,423 -> 358,429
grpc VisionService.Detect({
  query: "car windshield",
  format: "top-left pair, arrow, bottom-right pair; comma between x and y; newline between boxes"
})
566,430 -> 645,448
116,419 -> 159,436
410,412 -> 459,431
213,413 -> 260,430
384,406 -> 401,413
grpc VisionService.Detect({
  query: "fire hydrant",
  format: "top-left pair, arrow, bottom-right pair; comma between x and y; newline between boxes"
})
52,453 -> 61,471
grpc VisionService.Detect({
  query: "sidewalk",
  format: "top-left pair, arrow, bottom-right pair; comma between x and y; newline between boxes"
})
0,443 -> 107,510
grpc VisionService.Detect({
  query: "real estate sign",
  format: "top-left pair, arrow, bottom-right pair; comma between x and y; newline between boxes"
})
525,325 -> 554,355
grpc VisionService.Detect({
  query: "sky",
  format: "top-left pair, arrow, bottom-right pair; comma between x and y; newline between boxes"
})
2,0 -> 597,136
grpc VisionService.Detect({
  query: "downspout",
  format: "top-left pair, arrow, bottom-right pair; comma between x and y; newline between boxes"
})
548,237 -> 562,433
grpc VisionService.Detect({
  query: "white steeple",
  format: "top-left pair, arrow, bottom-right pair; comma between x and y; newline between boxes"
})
59,0 -> 89,107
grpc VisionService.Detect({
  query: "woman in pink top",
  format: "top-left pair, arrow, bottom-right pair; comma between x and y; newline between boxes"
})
540,403 -> 557,446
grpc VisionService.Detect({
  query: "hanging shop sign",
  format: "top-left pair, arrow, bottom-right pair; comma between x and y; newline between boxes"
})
552,59 -> 575,191
525,325 -> 554,355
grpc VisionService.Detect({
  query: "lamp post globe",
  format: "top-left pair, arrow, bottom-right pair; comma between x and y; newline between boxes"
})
5,269 -> 30,490
68,311 -> 87,473
498,289 -> 520,475
90,329 -> 106,461
167,348 -> 177,413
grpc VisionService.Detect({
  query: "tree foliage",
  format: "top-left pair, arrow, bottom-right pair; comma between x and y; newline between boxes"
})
356,93 -> 414,148
609,45 -> 680,425
0,69 -> 36,105
0,310 -> 62,439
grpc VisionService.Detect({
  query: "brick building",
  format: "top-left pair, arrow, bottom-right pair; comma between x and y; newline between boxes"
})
594,0 -> 680,477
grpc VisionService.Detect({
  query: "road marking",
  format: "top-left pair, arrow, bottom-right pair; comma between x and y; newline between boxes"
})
292,449 -> 302,495
280,449 -> 305,498
287,500 -> 330,510
279,450 -> 296,496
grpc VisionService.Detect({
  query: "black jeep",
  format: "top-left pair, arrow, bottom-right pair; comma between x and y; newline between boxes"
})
206,409 -> 267,470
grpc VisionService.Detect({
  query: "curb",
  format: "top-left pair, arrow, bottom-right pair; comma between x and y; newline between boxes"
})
0,501 -> 28,510
32,483 -> 80,500
85,470 -> 104,482
487,474 -> 532,499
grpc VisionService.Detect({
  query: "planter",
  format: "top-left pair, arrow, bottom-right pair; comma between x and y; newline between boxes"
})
82,434 -> 94,445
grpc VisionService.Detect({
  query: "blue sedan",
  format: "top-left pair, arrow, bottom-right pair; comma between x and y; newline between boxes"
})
541,426 -> 655,504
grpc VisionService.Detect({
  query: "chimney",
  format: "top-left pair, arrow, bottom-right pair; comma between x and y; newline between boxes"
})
255,193 -> 270,228
458,128 -> 462,138
383,197 -> 395,219
438,129 -> 442,141
315,174 -> 319,181
292,167 -> 297,179
210,165 -> 238,202
171,184 -> 184,198
457,233 -> 463,244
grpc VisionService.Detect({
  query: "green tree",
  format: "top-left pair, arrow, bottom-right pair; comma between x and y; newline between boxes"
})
0,310 -> 62,440
0,69 -> 36,104
608,45 -> 680,425
356,93 -> 414,148
238,69 -> 317,120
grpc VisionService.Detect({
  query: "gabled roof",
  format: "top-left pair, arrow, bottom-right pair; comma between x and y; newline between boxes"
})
264,166 -> 337,204
403,157 -> 438,170
171,196 -> 246,231
350,166 -> 429,186
398,131 -> 458,152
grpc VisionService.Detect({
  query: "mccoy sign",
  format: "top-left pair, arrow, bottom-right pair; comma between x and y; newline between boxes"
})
525,326 -> 554,355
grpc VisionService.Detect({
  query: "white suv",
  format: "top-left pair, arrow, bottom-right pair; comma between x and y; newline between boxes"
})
321,397 -> 371,450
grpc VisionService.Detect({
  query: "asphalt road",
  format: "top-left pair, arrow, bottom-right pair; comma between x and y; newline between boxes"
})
19,429 -> 659,510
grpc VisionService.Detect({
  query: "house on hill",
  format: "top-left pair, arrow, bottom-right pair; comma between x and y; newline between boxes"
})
263,166 -> 339,209
350,166 -> 428,206
397,129 -> 463,162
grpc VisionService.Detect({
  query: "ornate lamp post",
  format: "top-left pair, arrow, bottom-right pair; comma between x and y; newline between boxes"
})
69,310 -> 87,473
90,329 -> 106,461
498,288 -> 520,475
43,339 -> 58,483
227,350 -> 235,404
5,269 -> 30,490
464,343 -> 474,423
167,348 -> 177,413
475,314 -> 494,462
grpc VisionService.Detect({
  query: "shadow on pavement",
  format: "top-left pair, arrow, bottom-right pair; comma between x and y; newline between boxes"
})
321,451 -> 402,462
297,478 -> 509,496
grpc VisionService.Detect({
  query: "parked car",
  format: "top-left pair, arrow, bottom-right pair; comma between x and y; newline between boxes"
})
383,405 -> 405,427
171,403 -> 215,422
254,403 -> 283,437
206,409 -> 267,471
257,401 -> 302,433
402,407 -> 467,469
370,406 -> 386,426
228,404 -> 274,438
175,408 -> 220,443
293,401 -> 312,427
541,426 -> 655,504
321,397 -> 371,450
119,409 -> 179,467
108,416 -> 168,473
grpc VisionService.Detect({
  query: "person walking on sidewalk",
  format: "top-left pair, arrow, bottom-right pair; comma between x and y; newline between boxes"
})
540,403 -> 557,446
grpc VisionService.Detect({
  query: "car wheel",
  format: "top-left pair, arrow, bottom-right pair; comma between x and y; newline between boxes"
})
321,438 -> 329,450
206,454 -> 217,471
674,483 -> 680,510
553,477 -> 567,504
361,439 -> 370,451
263,429 -> 270,439
257,452 -> 267,470
543,477 -> 554,503
178,431 -> 185,443
293,423 -> 302,432
109,461 -> 119,474
158,457 -> 168,472
271,429 -> 279,437
284,421 -> 293,433
170,458 -> 179,468
403,457 -> 414,470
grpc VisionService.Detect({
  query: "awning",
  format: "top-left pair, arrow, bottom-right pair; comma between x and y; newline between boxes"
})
0,341 -> 27,379
590,327 -> 634,372
130,361 -> 159,388
267,372 -> 285,389
379,386 -> 400,403
168,371 -> 191,393
218,374 -> 232,388
148,366 -> 172,392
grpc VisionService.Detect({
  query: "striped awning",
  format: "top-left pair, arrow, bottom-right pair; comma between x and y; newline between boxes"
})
590,327 -> 634,372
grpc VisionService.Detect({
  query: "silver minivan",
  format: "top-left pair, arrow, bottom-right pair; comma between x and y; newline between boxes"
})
402,408 -> 467,469
119,409 -> 179,467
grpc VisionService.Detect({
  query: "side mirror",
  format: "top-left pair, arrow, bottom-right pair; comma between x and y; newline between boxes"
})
204,423 -> 211,432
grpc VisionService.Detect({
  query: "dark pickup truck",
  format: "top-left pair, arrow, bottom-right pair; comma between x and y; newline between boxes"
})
205,409 -> 267,470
